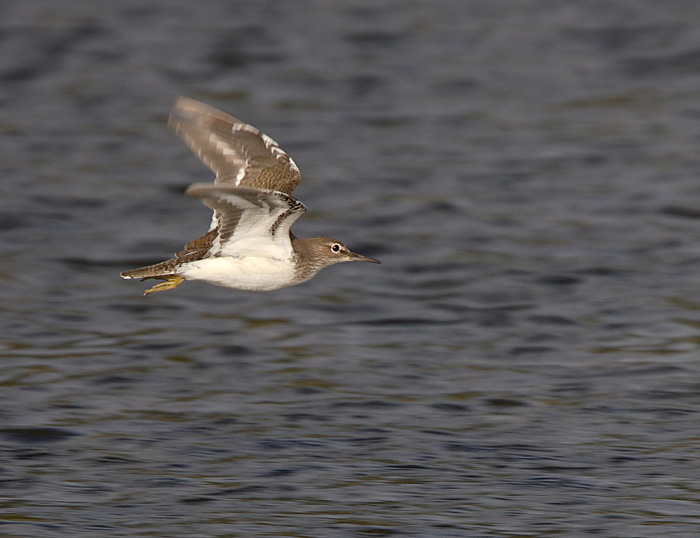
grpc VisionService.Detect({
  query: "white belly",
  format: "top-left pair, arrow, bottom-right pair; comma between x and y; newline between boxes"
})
179,256 -> 297,292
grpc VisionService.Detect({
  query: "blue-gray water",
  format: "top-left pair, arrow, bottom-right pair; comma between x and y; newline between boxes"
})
3,1 -> 700,536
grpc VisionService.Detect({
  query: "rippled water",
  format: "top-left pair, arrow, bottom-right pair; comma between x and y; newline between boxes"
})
3,1 -> 700,536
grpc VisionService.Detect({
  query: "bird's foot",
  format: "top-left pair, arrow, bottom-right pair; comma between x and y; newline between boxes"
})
143,275 -> 185,296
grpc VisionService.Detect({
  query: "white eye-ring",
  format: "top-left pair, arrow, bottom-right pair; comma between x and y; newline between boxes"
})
331,243 -> 341,253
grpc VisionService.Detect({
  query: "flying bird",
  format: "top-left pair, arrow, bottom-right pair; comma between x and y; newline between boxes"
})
121,97 -> 379,295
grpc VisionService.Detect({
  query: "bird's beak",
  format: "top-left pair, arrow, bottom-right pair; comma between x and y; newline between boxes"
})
349,251 -> 381,264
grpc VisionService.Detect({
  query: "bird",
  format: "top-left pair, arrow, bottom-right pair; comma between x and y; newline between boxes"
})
121,97 -> 380,296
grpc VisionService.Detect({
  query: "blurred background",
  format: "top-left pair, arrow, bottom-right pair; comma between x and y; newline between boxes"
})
3,1 -> 700,536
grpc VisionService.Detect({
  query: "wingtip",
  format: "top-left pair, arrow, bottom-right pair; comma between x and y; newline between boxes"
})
184,182 -> 215,198
168,96 -> 198,128
169,96 -> 203,126
168,96 -> 247,135
172,95 -> 202,111
171,96 -> 230,119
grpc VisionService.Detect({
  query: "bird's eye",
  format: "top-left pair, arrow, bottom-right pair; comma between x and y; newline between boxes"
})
331,244 -> 341,253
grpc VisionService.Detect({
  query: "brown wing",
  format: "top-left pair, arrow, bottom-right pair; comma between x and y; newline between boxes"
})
175,228 -> 219,259
168,97 -> 301,195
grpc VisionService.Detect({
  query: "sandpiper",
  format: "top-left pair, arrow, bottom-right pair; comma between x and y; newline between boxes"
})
121,97 -> 380,295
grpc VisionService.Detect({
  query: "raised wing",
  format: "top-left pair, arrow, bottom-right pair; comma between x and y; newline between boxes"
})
169,97 -> 301,195
185,184 -> 306,259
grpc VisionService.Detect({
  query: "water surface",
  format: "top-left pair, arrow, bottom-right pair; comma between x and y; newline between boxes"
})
2,1 -> 700,536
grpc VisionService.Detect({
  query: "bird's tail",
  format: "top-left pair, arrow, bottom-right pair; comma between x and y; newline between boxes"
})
120,259 -> 179,280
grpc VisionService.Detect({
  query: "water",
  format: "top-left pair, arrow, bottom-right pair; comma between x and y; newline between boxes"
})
3,0 -> 700,536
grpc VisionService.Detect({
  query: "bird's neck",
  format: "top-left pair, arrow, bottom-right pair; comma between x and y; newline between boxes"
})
291,234 -> 326,282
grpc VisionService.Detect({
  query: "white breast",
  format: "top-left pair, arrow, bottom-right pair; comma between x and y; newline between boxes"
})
179,256 -> 297,291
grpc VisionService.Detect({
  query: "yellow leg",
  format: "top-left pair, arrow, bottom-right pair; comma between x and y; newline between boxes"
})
143,275 -> 185,296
